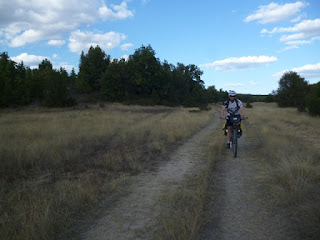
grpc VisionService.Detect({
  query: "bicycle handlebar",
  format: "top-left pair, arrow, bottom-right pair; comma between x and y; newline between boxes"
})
220,116 -> 248,120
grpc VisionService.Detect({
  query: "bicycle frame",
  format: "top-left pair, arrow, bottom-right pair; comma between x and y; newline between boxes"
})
228,113 -> 243,158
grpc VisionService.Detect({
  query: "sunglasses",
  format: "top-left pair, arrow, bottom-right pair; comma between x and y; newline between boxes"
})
230,95 -> 236,97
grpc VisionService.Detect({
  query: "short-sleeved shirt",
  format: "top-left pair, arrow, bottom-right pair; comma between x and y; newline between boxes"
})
223,99 -> 243,116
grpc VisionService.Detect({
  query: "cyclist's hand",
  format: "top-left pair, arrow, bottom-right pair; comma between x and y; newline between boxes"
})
220,116 -> 226,120
243,116 -> 248,119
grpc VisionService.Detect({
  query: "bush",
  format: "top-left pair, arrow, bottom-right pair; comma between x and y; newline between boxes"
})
306,82 -> 320,116
245,102 -> 253,108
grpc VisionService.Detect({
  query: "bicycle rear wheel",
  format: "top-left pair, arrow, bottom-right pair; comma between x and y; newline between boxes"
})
232,128 -> 238,157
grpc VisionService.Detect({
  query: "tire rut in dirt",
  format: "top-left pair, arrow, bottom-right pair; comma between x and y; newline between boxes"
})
201,138 -> 298,240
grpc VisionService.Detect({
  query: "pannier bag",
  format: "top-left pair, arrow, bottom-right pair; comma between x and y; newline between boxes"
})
222,124 -> 227,135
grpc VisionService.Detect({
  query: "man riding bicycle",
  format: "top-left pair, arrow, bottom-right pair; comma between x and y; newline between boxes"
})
220,90 -> 247,149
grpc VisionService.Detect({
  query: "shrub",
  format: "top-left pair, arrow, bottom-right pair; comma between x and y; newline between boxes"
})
306,82 -> 320,116
245,102 -> 253,108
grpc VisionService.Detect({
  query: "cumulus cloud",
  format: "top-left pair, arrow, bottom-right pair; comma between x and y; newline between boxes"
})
273,62 -> 320,79
68,30 -> 126,53
200,56 -> 278,71
262,18 -> 320,50
0,0 -> 133,47
47,40 -> 66,46
285,36 -> 320,46
262,19 -> 320,38
99,2 -> 134,20
10,53 -> 49,67
120,43 -> 133,51
56,63 -> 78,72
244,1 -> 307,24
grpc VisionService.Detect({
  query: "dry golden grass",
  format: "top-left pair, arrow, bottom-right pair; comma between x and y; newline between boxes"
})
0,103 -> 213,240
245,103 -> 320,239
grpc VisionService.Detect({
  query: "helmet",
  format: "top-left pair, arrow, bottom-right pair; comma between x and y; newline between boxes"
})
228,90 -> 237,96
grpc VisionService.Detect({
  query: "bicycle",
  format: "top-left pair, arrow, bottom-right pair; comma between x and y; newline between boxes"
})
222,113 -> 246,158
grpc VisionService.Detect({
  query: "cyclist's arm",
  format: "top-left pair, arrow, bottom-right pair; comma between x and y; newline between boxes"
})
240,106 -> 247,119
221,105 -> 226,119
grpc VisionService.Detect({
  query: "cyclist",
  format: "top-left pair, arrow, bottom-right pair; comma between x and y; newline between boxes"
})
220,90 -> 247,149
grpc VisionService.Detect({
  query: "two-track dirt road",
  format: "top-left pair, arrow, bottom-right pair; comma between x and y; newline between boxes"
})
201,136 -> 297,240
80,115 -> 219,240
79,114 -> 296,240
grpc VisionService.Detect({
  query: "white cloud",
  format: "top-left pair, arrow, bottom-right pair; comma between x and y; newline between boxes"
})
99,2 -> 134,20
285,36 -> 320,46
120,43 -> 133,51
224,83 -> 245,87
0,0 -> 133,47
262,18 -> 320,50
10,53 -> 49,67
10,53 -> 77,71
291,15 -> 302,23
277,45 -> 299,53
68,30 -> 126,53
121,55 -> 129,61
250,81 -> 258,85
273,62 -> 320,79
56,64 -> 78,72
48,40 -> 65,46
141,0 -> 150,4
244,1 -> 307,24
200,56 -> 278,71
264,19 -> 320,38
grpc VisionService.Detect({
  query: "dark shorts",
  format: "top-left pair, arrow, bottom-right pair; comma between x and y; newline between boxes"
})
226,119 -> 233,127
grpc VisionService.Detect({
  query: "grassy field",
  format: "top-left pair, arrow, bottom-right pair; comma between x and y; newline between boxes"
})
1,102 -> 319,239
245,103 -> 320,239
0,103 -> 214,240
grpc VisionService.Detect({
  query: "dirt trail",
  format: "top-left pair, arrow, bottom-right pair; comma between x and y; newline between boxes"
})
80,115 -> 219,240
201,137 -> 297,240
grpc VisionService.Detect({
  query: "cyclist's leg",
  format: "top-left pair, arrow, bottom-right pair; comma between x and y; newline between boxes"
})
226,120 -> 232,148
227,126 -> 232,142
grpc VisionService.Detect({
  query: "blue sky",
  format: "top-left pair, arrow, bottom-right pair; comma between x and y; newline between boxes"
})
1,0 -> 320,94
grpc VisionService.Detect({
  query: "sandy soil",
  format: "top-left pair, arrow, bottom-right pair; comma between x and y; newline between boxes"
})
79,115 -> 219,240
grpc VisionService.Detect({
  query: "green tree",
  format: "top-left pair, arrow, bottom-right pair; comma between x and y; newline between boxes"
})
127,45 -> 161,101
265,91 -> 276,103
13,62 -> 30,105
207,85 -> 219,103
77,46 -> 110,92
306,82 -> 320,116
68,68 -> 77,93
0,52 -> 16,106
275,71 -> 309,111
100,59 -> 128,101
32,60 -> 75,107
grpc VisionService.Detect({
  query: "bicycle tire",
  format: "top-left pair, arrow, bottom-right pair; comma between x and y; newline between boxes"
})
232,127 -> 238,157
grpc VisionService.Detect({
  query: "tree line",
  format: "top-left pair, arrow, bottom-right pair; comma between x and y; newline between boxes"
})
0,45 -> 234,108
272,71 -> 320,116
4,45 -> 317,114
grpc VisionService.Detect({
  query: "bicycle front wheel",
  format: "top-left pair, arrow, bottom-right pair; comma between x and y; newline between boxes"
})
232,128 -> 238,157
